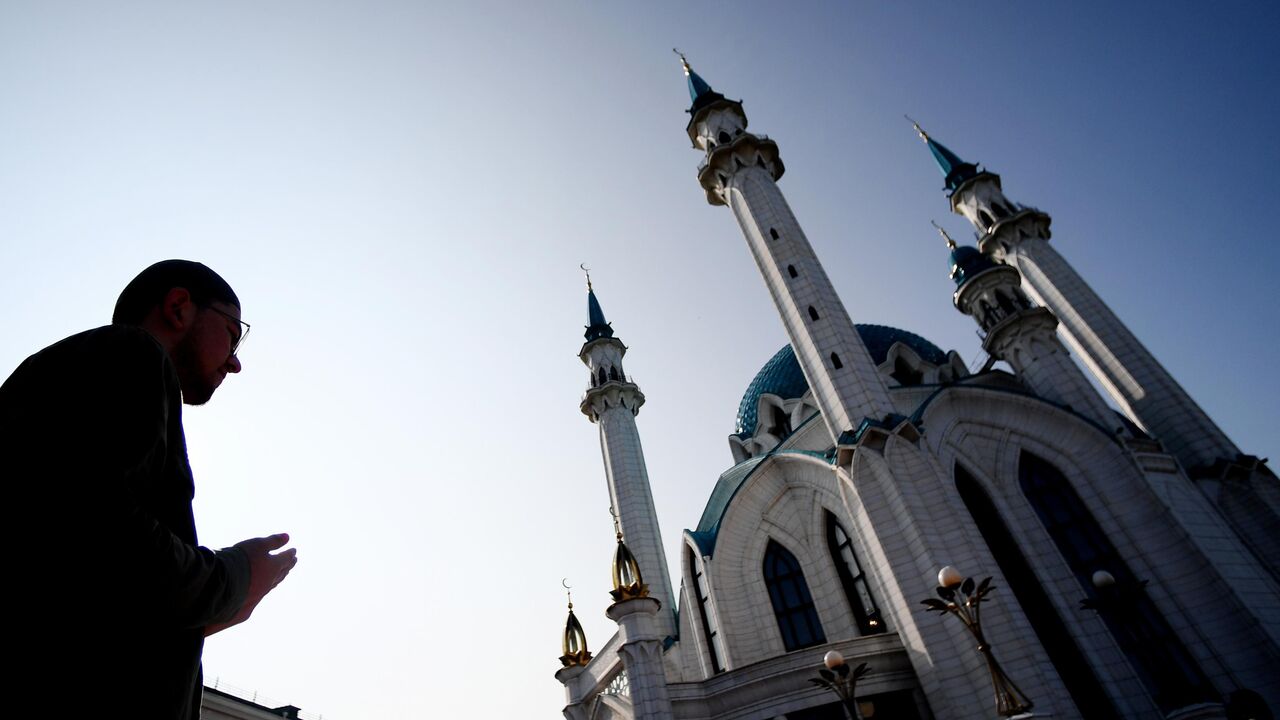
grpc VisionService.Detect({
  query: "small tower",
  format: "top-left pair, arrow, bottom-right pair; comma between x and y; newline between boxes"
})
941,222 -> 1116,430
606,519 -> 674,720
558,586 -> 592,669
554,583 -> 593,720
913,122 -> 1239,472
578,270 -> 677,639
681,54 -> 893,442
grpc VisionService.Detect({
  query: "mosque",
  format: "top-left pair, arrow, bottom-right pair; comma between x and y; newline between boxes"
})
552,58 -> 1280,720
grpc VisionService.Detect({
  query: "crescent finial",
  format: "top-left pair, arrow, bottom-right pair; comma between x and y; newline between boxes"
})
580,263 -> 593,291
932,220 -> 957,249
905,114 -> 929,143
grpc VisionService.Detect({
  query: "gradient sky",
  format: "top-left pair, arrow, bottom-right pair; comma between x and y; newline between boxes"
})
2,2 -> 1277,717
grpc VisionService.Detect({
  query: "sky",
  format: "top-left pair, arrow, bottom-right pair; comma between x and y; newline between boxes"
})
2,1 -> 1278,717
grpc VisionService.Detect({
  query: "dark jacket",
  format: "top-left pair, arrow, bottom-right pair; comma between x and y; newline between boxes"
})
1,325 -> 250,719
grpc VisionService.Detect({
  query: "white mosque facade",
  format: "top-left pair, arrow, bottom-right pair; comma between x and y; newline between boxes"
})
553,60 -> 1280,720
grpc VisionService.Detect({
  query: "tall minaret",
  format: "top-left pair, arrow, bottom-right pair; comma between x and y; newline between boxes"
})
680,54 -> 893,442
940,223 -> 1116,430
913,124 -> 1238,474
578,271 -> 677,639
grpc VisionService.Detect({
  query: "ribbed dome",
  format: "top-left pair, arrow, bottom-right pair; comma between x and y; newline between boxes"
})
734,325 -> 948,436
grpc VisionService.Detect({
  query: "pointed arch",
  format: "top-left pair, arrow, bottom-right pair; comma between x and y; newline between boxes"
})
955,462 -> 1118,719
1018,451 -> 1216,712
824,511 -> 884,635
762,539 -> 826,651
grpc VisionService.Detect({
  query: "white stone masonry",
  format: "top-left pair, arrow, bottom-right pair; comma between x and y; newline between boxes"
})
724,164 -> 894,439
1007,233 -> 1238,471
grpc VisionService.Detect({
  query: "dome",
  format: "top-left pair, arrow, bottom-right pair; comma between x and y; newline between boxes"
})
949,245 -> 998,287
735,325 -> 949,437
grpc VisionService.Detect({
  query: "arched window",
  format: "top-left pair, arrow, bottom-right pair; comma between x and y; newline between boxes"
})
718,130 -> 730,144
769,228 -> 780,240
787,265 -> 798,278
767,406 -> 792,438
978,209 -> 994,229
808,306 -> 820,321
597,368 -> 607,385
955,464 -> 1118,719
890,356 -> 923,387
1018,452 -> 1216,713
688,548 -> 724,673
830,353 -> 843,370
996,290 -> 1017,316
763,539 -> 826,651
824,511 -> 884,635
609,367 -> 619,381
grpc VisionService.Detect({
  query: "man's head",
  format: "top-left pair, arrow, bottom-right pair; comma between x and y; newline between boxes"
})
114,260 -> 245,405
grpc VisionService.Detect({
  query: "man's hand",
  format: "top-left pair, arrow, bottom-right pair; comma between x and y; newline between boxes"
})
206,533 -> 298,636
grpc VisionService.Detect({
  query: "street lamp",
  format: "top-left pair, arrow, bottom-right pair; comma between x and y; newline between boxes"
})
920,566 -> 1033,717
809,650 -> 871,720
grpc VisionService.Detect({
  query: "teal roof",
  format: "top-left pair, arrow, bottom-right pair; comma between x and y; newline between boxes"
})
584,288 -> 614,342
687,68 -> 714,106
690,449 -> 832,557
923,135 -> 981,194
683,62 -> 727,115
734,325 -> 949,437
949,245 -> 998,287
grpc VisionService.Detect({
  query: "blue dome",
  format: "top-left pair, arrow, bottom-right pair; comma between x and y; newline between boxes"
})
734,325 -> 949,436
949,245 -> 997,286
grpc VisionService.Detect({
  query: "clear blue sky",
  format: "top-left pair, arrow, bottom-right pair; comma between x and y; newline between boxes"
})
1,2 -> 1277,717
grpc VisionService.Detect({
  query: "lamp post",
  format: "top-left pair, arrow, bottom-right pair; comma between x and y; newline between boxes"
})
920,566 -> 1033,718
808,650 -> 870,720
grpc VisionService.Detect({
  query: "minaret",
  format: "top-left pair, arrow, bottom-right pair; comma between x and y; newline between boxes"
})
940,222 -> 1116,430
578,270 -> 677,639
913,122 -> 1239,474
680,53 -> 893,442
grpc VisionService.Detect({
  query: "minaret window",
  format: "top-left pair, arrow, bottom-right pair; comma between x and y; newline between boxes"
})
769,228 -> 780,240
787,265 -> 798,278
979,300 -> 998,329
609,367 -> 619,381
992,203 -> 1008,220
808,306 -> 820,321
996,291 -> 1017,317
598,368 -> 607,386
718,130 -> 730,144
955,463 -> 1119,719
689,548 -> 724,673
978,209 -> 994,229
830,353 -> 843,370
1018,452 -> 1215,713
763,539 -> 826,651
824,511 -> 884,635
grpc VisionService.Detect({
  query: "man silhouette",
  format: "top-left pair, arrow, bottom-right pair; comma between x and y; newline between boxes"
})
1,260 -> 297,719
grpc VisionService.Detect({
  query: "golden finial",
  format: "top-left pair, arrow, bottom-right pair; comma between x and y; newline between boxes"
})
559,578 -> 592,667
562,577 -> 573,609
580,263 -> 593,292
906,114 -> 929,143
674,48 -> 691,76
609,505 -> 622,541
932,220 -> 957,249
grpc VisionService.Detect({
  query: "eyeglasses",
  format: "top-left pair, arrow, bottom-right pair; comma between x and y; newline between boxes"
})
207,306 -> 251,356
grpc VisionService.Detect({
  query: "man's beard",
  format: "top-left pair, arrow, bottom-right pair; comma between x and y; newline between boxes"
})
172,333 -> 217,406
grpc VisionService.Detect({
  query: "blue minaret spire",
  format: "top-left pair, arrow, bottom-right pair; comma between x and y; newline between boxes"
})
676,49 -> 724,114
909,117 -> 981,194
583,265 -> 615,342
